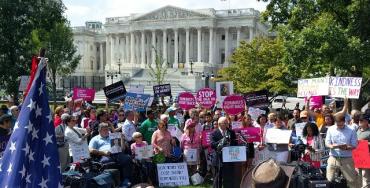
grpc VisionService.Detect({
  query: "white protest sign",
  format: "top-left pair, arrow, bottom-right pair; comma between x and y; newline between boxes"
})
329,77 -> 362,99
248,107 -> 266,121
231,121 -> 242,130
71,142 -> 90,162
252,147 -> 277,166
222,146 -> 247,162
297,77 -> 329,97
157,163 -> 190,187
216,81 -> 234,108
294,122 -> 306,138
136,145 -> 154,159
184,148 -> 198,163
109,132 -> 122,154
265,129 -> 292,144
168,125 -> 182,141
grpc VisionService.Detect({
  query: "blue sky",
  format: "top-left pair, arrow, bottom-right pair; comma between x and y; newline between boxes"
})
63,0 -> 269,26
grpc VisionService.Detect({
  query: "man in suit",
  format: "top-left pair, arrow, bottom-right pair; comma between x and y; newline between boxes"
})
211,117 -> 237,188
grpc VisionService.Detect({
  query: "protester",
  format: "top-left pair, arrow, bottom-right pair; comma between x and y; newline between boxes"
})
185,109 -> 202,134
301,122 -> 325,168
115,109 -> 126,131
167,106 -> 182,132
319,114 -> 335,138
151,120 -> 172,158
180,119 -> 201,175
256,114 -> 269,150
240,114 -> 255,172
325,114 -> 360,188
267,112 -> 277,128
54,106 -> 64,127
266,115 -> 290,163
349,110 -> 361,131
139,110 -> 158,142
287,108 -> 301,130
64,115 -> 91,160
80,109 -> 91,128
0,114 -> 12,158
55,113 -> 69,171
210,117 -> 237,188
89,123 -> 132,187
122,110 -> 138,144
130,132 -> 148,158
356,114 -> 370,187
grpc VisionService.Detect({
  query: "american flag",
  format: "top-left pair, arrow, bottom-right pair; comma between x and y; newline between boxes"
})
0,57 -> 62,187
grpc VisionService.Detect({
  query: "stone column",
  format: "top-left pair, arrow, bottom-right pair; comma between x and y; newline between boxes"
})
100,43 -> 104,72
120,34 -> 125,64
197,27 -> 202,62
162,29 -> 167,62
130,32 -> 135,64
209,27 -> 214,64
151,30 -> 156,67
237,27 -> 241,47
125,34 -> 129,63
185,28 -> 190,66
224,27 -> 229,65
249,27 -> 254,42
174,28 -> 179,68
115,36 -> 120,65
141,31 -> 146,68
110,35 -> 114,68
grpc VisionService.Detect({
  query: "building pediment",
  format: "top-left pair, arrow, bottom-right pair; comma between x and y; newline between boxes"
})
132,5 -> 212,21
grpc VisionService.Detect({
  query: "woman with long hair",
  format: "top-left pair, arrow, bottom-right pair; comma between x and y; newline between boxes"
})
301,122 -> 325,168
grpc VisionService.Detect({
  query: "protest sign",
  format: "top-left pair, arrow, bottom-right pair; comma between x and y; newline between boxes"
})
178,92 -> 196,110
305,96 -> 323,109
248,107 -> 266,121
129,85 -> 145,94
239,127 -> 261,143
103,81 -> 127,102
124,92 -> 151,112
243,90 -> 269,108
184,148 -> 198,163
352,140 -> 370,169
329,77 -> 362,99
73,87 -> 96,101
222,146 -> 247,162
19,76 -> 30,92
216,81 -> 234,108
71,142 -> 90,162
201,130 -> 212,147
73,98 -> 83,116
157,163 -> 190,187
294,122 -> 306,139
265,129 -> 292,144
231,121 -> 242,130
196,88 -> 216,109
222,95 -> 245,115
297,77 -> 330,97
136,145 -> 154,160
153,84 -> 172,97
109,133 -> 122,154
168,125 -> 182,141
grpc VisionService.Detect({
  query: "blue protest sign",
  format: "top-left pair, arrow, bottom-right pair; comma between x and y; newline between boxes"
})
124,92 -> 151,112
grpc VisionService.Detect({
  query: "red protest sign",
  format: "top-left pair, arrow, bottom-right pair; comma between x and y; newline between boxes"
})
222,95 -> 245,115
178,92 -> 196,110
353,140 -> 370,169
201,130 -> 213,147
196,88 -> 216,109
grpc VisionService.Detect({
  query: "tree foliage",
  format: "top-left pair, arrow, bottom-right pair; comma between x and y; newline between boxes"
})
149,48 -> 168,85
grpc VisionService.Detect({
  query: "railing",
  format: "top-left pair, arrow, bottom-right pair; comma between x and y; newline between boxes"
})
215,8 -> 259,17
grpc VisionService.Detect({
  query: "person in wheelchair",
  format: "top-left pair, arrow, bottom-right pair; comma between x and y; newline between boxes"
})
89,123 -> 133,187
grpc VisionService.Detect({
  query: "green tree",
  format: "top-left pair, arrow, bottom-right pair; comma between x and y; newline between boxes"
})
149,48 -> 168,85
218,37 -> 295,95
0,0 -> 65,102
33,21 -> 81,107
259,0 -> 370,109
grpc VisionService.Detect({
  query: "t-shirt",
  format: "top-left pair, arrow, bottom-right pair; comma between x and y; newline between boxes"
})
139,119 -> 158,142
315,113 -> 324,130
168,116 -> 180,130
89,135 -> 111,152
0,127 -> 11,158
357,128 -> 370,142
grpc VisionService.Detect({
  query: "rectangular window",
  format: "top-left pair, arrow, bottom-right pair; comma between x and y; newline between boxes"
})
232,34 -> 237,40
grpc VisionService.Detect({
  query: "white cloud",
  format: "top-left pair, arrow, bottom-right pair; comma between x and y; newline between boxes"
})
63,0 -> 269,26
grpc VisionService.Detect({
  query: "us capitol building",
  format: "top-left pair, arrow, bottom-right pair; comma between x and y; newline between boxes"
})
62,5 -> 271,101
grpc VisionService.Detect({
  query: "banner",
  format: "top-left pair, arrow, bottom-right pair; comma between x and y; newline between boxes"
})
265,129 -> 292,144
129,85 -> 145,94
153,84 -> 172,97
353,140 -> 370,169
184,148 -> 198,163
103,81 -> 127,102
201,130 -> 212,147
19,76 -> 30,92
222,146 -> 247,162
248,107 -> 266,121
73,87 -> 96,101
297,77 -> 330,97
196,88 -> 216,109
157,163 -> 190,187
329,77 -> 362,99
178,92 -> 196,110
239,127 -> 261,143
124,92 -> 151,112
306,96 -> 323,109
216,81 -> 234,108
222,95 -> 245,115
243,90 -> 269,108
136,145 -> 154,160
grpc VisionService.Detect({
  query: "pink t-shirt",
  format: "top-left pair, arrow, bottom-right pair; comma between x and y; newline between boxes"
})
151,130 -> 172,157
180,132 -> 201,150
130,141 -> 148,157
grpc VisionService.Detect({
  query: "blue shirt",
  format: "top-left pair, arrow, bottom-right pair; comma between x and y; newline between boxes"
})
88,135 -> 111,152
325,125 -> 357,157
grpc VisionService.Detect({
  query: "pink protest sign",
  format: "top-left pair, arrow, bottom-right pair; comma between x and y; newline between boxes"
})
73,88 -> 96,101
178,92 -> 196,110
239,127 -> 261,142
201,130 -> 213,147
305,96 -> 323,109
222,95 -> 245,115
196,88 -> 217,109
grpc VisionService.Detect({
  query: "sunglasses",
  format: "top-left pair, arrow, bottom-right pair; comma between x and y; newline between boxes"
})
118,114 -> 125,117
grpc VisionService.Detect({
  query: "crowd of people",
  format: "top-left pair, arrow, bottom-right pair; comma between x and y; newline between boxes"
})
0,96 -> 370,188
